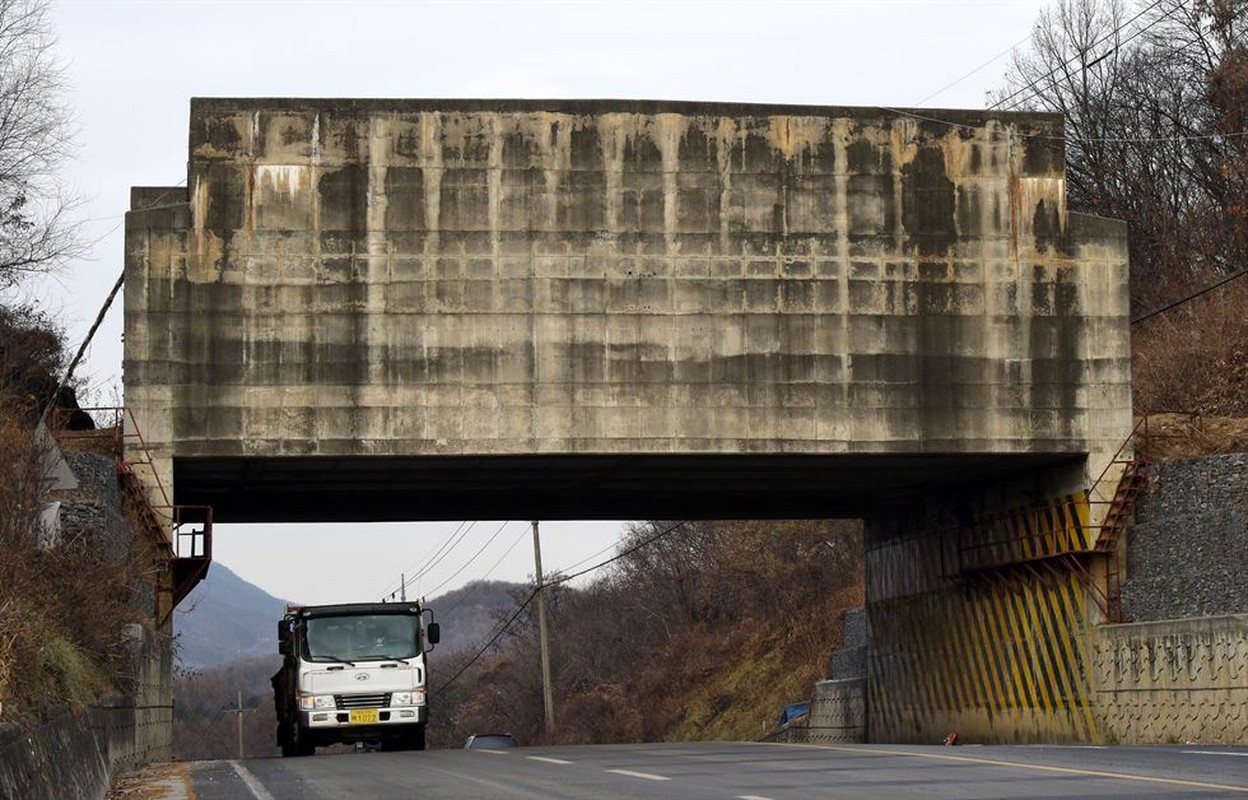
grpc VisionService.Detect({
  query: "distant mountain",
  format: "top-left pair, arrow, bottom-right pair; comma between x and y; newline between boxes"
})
174,562 -> 292,670
173,565 -> 521,670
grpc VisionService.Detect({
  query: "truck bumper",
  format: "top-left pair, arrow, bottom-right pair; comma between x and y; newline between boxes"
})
301,706 -> 426,729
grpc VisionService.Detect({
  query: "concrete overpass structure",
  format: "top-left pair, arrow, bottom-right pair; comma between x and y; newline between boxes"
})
124,98 -> 1133,743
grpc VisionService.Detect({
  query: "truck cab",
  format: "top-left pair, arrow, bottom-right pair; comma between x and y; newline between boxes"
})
272,602 -> 440,756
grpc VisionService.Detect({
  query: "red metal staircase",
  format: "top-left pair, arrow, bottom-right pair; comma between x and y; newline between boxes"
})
53,407 -> 214,624
1085,417 -> 1152,623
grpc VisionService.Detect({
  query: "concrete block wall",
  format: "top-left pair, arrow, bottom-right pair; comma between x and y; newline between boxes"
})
0,711 -> 110,800
807,678 -> 866,744
1089,615 -> 1248,745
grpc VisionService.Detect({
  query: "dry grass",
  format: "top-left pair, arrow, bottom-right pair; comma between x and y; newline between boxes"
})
1136,413 -> 1248,461
0,403 -> 154,724
104,762 -> 193,800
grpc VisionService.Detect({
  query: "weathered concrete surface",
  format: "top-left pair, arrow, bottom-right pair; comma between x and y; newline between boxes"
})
807,678 -> 866,744
124,98 -> 1131,522
1090,615 -> 1248,745
125,99 -> 1134,744
0,710 -> 109,800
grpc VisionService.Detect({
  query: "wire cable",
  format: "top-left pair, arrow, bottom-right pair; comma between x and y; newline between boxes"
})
380,521 -> 471,601
433,520 -> 690,694
988,0 -> 1170,111
423,521 -> 515,599
912,34 -> 1031,107
1131,266 -> 1248,325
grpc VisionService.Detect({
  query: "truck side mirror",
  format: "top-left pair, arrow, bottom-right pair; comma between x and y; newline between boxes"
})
426,622 -> 440,645
278,621 -> 290,655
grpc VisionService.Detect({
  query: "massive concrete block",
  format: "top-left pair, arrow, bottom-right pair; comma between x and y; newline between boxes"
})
124,99 -> 1131,523
125,99 -> 1135,744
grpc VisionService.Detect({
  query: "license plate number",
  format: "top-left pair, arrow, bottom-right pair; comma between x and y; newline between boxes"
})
349,709 -> 379,725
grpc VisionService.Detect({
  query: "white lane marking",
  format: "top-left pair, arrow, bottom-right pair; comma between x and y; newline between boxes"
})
607,768 -> 671,781
473,748 -> 513,755
738,795 -> 775,800
229,761 -> 278,800
1182,750 -> 1248,757
527,756 -> 573,764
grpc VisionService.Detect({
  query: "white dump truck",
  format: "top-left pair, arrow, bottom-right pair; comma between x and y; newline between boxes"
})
272,601 -> 440,756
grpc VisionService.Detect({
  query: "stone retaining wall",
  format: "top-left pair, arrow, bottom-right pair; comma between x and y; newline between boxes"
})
1123,453 -> 1248,621
0,625 -> 171,800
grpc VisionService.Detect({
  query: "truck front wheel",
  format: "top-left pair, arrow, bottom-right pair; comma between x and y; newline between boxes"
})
281,721 -> 315,757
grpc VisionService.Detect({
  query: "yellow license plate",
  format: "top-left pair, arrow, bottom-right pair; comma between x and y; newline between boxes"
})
348,709 -> 379,725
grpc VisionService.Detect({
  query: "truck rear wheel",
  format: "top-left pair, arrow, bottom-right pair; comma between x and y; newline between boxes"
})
296,725 -> 316,756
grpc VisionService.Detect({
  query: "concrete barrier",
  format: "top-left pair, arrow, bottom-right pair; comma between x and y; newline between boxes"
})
0,709 -> 110,800
807,678 -> 866,744
1089,614 -> 1248,745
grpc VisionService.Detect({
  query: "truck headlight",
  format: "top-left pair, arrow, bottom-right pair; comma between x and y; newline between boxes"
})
391,690 -> 425,707
299,694 -> 337,711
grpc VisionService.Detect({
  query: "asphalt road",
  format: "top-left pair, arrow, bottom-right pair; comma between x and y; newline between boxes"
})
185,742 -> 1248,799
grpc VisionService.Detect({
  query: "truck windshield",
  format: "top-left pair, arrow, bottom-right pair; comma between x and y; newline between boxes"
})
304,614 -> 420,662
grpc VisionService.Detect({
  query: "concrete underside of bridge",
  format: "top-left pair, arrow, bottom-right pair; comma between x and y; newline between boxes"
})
176,452 -> 1081,522
126,98 -> 1133,744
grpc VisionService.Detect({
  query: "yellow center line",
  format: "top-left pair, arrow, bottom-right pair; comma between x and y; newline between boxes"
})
760,743 -> 1248,794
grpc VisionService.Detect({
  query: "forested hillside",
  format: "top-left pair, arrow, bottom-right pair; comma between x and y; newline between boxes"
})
428,580 -> 523,655
431,519 -> 863,748
0,307 -> 149,723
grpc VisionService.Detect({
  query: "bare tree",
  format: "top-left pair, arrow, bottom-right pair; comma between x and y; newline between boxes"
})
994,0 -> 1248,308
0,0 -> 77,290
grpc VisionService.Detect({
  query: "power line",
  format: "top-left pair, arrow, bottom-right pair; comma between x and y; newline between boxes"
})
989,0 -> 1170,112
1131,266 -> 1248,325
548,520 -> 690,587
423,521 -> 515,599
439,526 -> 531,618
380,520 -> 472,601
433,520 -> 690,694
912,34 -> 1032,107
433,587 -> 540,695
554,538 -> 624,579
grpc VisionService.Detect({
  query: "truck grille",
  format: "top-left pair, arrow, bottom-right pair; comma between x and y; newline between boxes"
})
336,693 -> 391,709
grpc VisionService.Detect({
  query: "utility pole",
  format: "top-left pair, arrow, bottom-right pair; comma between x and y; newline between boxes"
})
223,690 -> 256,760
531,520 -> 556,737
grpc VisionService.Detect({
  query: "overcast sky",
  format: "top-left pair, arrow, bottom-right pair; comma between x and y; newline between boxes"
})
27,0 -> 1048,606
